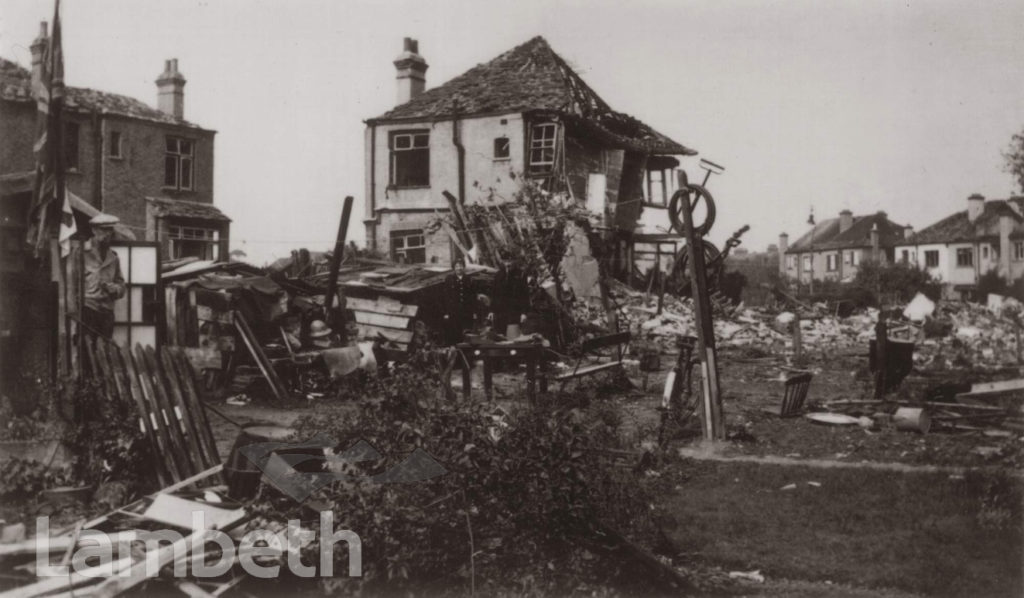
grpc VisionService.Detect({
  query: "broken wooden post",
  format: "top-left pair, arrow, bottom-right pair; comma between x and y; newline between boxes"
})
791,316 -> 803,364
873,317 -> 887,399
324,196 -> 354,322
674,171 -> 724,442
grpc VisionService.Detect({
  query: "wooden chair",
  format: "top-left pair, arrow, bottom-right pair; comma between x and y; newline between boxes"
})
552,331 -> 631,391
778,372 -> 813,417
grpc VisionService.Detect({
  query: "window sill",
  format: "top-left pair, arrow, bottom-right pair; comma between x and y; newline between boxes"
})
387,185 -> 431,191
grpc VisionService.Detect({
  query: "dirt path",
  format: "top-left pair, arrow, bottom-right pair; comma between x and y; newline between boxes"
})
677,445 -> 1022,476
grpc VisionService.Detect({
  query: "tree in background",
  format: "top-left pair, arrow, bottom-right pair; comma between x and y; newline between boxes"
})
852,260 -> 941,305
1003,128 -> 1024,193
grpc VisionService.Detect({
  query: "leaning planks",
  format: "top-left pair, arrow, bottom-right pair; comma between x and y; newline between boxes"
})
81,332 -> 221,486
232,310 -> 290,404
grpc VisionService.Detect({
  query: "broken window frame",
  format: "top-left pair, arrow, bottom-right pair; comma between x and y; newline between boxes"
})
164,136 -> 195,191
955,247 -> 973,268
389,131 -> 430,188
528,122 -> 557,175
646,169 -> 668,207
493,137 -> 510,160
924,250 -> 939,268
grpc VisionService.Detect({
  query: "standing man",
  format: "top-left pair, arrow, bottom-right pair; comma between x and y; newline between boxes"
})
82,214 -> 125,338
443,258 -> 475,345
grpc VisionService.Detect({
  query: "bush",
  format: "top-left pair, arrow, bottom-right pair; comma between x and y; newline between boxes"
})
250,360 -> 657,595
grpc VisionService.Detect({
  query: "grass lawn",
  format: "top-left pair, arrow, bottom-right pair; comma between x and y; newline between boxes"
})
657,459 -> 1022,597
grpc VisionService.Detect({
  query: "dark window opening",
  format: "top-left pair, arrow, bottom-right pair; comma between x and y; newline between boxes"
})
646,169 -> 667,206
389,132 -> 429,187
164,137 -> 195,190
925,250 -> 939,267
955,248 -> 973,267
109,131 -> 122,159
494,137 -> 510,159
64,121 -> 80,171
169,225 -> 218,260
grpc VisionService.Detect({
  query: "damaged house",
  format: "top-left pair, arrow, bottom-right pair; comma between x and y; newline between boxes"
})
363,36 -> 696,277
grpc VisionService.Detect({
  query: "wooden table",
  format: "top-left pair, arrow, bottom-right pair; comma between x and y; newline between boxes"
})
455,342 -> 548,400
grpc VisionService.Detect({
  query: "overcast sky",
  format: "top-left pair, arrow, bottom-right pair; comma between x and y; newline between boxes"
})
3,0 -> 1023,264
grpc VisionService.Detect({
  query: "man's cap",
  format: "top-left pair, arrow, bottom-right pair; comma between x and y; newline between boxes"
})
90,214 -> 120,227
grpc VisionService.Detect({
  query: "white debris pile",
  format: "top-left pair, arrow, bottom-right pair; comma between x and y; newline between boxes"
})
915,298 -> 1023,370
602,281 -> 878,352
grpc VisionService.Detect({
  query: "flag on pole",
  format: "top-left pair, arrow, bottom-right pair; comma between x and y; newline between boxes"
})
27,0 -> 66,254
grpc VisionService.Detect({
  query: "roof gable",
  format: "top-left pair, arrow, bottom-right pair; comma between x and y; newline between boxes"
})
368,37 -> 693,155
787,212 -> 908,253
0,56 -> 209,130
907,199 -> 1024,245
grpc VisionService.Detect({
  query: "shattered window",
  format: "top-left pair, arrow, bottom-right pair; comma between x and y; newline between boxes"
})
494,137 -> 510,159
390,132 -> 430,187
647,169 -> 667,206
164,137 -> 195,190
528,123 -> 556,175
925,250 -> 939,267
390,229 -> 427,264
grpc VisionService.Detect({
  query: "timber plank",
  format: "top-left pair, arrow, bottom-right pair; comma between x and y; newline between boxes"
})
345,296 -> 418,317
171,348 -> 223,466
355,323 -> 413,344
120,345 -> 176,485
160,347 -> 217,470
147,345 -> 204,476
132,345 -> 189,482
352,310 -> 412,329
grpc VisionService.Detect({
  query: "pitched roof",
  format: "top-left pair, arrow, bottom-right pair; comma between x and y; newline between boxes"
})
905,198 -> 1024,245
146,197 -> 230,222
0,57 -> 209,130
367,37 -> 694,155
786,212 -> 908,253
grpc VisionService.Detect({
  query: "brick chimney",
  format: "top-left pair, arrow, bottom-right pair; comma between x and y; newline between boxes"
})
870,223 -> 880,261
839,209 -> 853,234
778,232 -> 789,276
394,38 -> 428,106
903,225 -> 913,240
30,22 -> 47,96
967,193 -> 984,223
156,59 -> 186,119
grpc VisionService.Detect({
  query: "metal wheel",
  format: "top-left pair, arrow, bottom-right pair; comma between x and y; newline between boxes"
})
668,184 -> 716,236
668,239 -> 722,296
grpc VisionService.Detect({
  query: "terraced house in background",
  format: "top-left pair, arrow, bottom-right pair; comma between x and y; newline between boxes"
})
894,193 -> 1024,298
778,210 -> 911,283
0,24 -> 230,262
363,36 -> 697,275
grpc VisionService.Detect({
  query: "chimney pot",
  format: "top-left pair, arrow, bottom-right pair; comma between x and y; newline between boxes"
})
156,58 -> 186,119
394,37 -> 428,106
967,193 -> 985,222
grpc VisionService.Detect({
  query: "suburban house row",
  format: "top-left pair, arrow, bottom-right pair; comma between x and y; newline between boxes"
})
778,194 -> 1024,297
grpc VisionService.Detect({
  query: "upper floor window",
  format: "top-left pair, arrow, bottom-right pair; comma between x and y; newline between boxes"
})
827,254 -> 838,271
109,131 -> 122,159
925,250 -> 939,267
493,137 -> 510,160
528,123 -> 556,175
64,121 -> 80,171
647,169 -> 667,206
164,137 -> 194,190
955,247 -> 973,267
1014,241 -> 1024,261
389,132 -> 429,188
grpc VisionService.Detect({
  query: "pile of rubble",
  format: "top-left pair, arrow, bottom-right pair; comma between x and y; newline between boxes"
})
601,282 -> 1022,371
